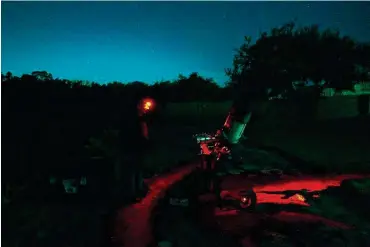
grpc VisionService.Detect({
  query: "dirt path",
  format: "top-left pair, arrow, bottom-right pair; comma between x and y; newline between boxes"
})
114,164 -> 197,247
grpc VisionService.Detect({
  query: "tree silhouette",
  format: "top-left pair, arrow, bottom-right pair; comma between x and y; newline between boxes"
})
31,71 -> 53,81
226,22 -> 370,98
1,70 -> 226,203
171,72 -> 223,101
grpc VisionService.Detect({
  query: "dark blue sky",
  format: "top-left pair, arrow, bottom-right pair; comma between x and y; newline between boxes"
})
2,1 -> 370,85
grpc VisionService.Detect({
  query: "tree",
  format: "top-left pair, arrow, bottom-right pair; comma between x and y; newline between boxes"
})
226,22 -> 370,98
2,71 -> 14,81
172,72 -> 222,101
31,71 -> 53,81
152,80 -> 173,105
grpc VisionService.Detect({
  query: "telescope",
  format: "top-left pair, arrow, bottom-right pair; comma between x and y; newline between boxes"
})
194,108 -> 252,161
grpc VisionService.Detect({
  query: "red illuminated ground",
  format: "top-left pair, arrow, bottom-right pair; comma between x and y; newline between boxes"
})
202,173 -> 370,247
115,163 -> 369,247
221,173 -> 369,206
114,164 -> 197,247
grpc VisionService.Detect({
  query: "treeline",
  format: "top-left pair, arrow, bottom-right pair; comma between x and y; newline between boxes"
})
2,71 -> 229,103
1,71 -> 229,200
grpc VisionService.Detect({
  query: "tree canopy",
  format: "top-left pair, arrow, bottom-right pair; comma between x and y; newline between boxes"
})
226,22 -> 370,97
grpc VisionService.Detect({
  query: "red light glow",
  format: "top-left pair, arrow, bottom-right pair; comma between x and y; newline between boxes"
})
138,97 -> 156,115
142,98 -> 155,111
144,101 -> 152,110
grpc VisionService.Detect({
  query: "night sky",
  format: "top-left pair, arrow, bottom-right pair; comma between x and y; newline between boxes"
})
2,1 -> 370,85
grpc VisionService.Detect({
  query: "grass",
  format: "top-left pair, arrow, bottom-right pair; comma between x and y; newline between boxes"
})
158,107 -> 370,173
247,116 -> 370,172
2,203 -> 107,247
164,97 -> 369,169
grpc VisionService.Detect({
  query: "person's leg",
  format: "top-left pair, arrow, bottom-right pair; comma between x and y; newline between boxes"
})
137,171 -> 143,191
134,150 -> 148,198
203,156 -> 211,192
213,174 -> 224,208
116,156 -> 135,201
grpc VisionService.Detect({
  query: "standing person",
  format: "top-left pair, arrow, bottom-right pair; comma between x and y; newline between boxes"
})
117,97 -> 154,202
